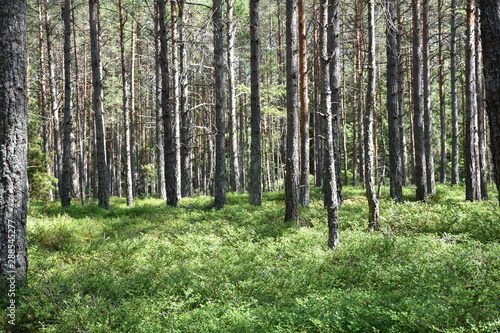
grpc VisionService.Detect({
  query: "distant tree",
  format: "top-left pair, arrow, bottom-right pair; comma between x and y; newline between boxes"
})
213,0 -> 227,210
249,0 -> 262,206
438,0 -> 447,184
479,0 -> 500,204
0,0 -> 29,285
284,0 -> 299,223
89,0 -> 110,209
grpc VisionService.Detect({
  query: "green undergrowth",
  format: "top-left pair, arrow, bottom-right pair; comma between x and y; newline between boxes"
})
1,184 -> 499,332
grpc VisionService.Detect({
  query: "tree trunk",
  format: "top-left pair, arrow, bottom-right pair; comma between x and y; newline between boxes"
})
476,8 -> 488,200
170,0 -> 182,199
450,0 -> 459,186
329,0 -> 342,207
479,0 -> 500,203
438,0 -> 447,184
61,0 -> 76,207
154,0 -> 166,200
365,0 -> 380,229
89,0 -> 110,209
422,0 -> 436,195
45,0 -> 62,200
386,0 -> 403,202
397,1 -> 408,187
298,0 -> 310,207
249,0 -> 262,206
158,0 -> 178,207
178,0 -> 192,197
412,0 -> 427,202
119,0 -> 134,207
37,0 -> 53,201
321,0 -> 339,248
465,0 -> 480,201
213,0 -> 227,209
0,0 -> 29,286
284,0 -> 299,223
226,0 -> 240,193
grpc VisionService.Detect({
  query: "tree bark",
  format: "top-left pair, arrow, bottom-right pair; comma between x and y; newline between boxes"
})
178,0 -> 192,198
438,0 -> 447,184
119,0 -> 134,207
227,0 -> 240,193
249,0 -> 262,206
479,0 -> 500,204
0,0 -> 29,286
154,0 -> 166,200
61,0 -> 76,207
89,0 -> 110,209
284,0 -> 299,223
397,0 -> 408,187
213,0 -> 227,209
412,0 -> 427,202
158,0 -> 178,207
450,0 -> 459,186
365,0 -> 380,229
329,0 -> 342,207
299,0 -> 310,207
465,0 -> 480,201
476,8 -> 488,200
422,0 -> 436,195
386,0 -> 403,202
321,0 -> 339,248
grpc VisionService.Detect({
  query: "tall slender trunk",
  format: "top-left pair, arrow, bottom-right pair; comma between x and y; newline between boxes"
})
313,0 -> 323,188
386,0 -> 402,202
61,0 -> 76,207
298,0 -> 310,206
249,0 -> 262,206
422,0 -> 435,195
450,0 -> 459,186
119,0 -> 133,207
438,0 -> 447,184
159,0 -> 178,207
89,0 -> 110,209
476,8 -> 488,200
479,0 -> 500,204
37,0 -> 53,201
397,1 -> 408,187
0,0 -> 29,285
213,0 -> 227,209
412,0 -> 427,202
321,0 -> 339,248
154,0 -> 166,200
284,0 -> 299,223
72,1 -> 86,205
465,0 -> 479,201
329,0 -> 342,207
45,0 -> 62,200
170,0 -> 181,199
179,0 -> 192,197
365,0 -> 380,228
227,0 -> 240,193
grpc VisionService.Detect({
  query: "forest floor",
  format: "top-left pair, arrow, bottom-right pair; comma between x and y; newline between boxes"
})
1,183 -> 500,332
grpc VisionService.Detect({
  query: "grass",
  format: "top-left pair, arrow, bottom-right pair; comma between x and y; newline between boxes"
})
1,183 -> 500,332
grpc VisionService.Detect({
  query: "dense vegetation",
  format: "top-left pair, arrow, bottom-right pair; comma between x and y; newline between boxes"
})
1,184 -> 499,332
